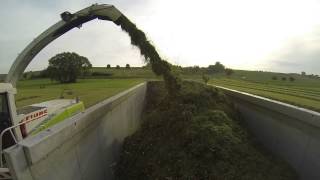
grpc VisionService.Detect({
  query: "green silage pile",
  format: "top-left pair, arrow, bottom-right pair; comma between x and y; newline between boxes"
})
114,81 -> 297,180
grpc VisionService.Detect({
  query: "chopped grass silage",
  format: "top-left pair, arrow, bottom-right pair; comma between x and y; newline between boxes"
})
115,15 -> 181,96
115,81 -> 298,180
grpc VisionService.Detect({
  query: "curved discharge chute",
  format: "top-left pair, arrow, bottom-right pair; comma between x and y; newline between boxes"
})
6,4 -> 180,94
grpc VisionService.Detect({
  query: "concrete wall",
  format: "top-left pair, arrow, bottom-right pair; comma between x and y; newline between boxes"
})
4,82 -> 147,180
216,86 -> 320,180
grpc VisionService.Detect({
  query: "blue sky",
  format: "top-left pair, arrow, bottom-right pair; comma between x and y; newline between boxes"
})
0,0 -> 320,75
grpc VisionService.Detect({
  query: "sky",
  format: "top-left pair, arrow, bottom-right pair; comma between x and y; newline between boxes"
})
0,0 -> 320,75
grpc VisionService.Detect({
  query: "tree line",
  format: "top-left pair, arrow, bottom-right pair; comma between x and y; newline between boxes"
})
26,51 -> 236,84
32,52 -> 135,83
28,51 -> 319,85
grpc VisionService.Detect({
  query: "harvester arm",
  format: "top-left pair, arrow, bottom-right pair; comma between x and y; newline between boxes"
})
5,4 -> 122,86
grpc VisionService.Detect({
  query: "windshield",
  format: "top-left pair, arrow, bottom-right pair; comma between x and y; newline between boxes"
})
0,93 -> 9,119
0,93 -> 15,149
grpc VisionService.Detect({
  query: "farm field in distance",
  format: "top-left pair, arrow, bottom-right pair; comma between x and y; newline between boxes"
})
206,71 -> 320,112
180,69 -> 320,112
11,67 -> 320,112
15,78 -> 144,108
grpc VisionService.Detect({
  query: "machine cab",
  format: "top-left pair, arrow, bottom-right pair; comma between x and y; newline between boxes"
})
0,93 -> 10,129
0,92 -> 14,149
0,83 -> 20,149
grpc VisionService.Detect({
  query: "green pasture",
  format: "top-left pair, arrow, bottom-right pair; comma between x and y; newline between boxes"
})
16,78 -> 144,108
14,67 -> 320,112
208,78 -> 320,112
180,68 -> 320,112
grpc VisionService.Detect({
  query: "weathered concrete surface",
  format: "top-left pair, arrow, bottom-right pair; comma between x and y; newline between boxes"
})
4,82 -> 147,180
215,85 -> 320,180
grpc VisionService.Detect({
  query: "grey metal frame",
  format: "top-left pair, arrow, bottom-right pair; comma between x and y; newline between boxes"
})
1,5 -> 124,178
5,4 -> 122,86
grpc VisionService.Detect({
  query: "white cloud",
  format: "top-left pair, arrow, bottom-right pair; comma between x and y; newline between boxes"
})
265,28 -> 320,74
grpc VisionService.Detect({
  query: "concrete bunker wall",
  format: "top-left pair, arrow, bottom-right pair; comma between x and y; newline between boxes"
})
217,86 -> 320,180
4,82 -> 147,180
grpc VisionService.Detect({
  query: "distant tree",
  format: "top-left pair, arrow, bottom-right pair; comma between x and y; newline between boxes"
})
125,64 -> 131,69
289,77 -> 295,82
29,71 -> 35,79
193,66 -> 201,73
39,69 -> 49,78
22,73 -> 28,79
307,74 -> 318,79
272,76 -> 278,80
143,62 -> 151,69
225,68 -> 234,76
47,52 -> 92,83
106,64 -> 111,69
91,72 -> 112,77
281,77 -> 287,81
116,65 -> 120,69
207,62 -> 225,74
301,71 -> 306,76
202,74 -> 210,84
183,65 -> 202,74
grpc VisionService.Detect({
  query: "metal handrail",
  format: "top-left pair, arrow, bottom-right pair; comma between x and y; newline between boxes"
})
0,167 -> 11,179
0,118 -> 37,167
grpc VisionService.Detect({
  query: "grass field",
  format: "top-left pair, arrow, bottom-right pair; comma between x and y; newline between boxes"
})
10,67 -> 320,112
178,69 -> 320,112
208,77 -> 320,112
179,69 -> 320,112
16,78 -> 144,108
